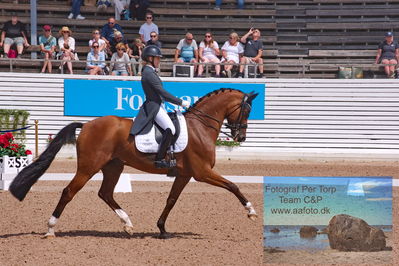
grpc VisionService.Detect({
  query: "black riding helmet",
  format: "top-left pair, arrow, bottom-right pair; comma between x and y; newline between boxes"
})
142,45 -> 163,61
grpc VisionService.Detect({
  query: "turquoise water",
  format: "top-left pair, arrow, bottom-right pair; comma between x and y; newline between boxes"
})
263,225 -> 392,250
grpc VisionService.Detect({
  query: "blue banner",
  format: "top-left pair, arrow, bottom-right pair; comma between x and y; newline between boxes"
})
64,79 -> 265,119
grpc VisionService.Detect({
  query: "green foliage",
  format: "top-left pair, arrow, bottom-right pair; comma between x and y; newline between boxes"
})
0,109 -> 30,141
215,138 -> 240,147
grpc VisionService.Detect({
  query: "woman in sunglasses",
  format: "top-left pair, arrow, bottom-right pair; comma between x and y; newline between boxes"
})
89,29 -> 106,54
85,41 -> 106,75
221,32 -> 243,78
197,32 -> 221,77
110,43 -> 132,76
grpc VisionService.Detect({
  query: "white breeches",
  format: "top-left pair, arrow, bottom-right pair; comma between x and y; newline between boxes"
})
154,107 -> 176,135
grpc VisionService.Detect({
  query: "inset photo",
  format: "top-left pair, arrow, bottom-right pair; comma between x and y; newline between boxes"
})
263,176 -> 392,264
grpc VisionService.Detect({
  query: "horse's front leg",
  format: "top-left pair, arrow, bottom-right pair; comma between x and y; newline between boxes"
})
193,169 -> 257,220
157,175 -> 191,239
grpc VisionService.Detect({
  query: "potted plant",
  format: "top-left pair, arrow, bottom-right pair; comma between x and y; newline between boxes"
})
0,132 -> 33,174
215,137 -> 240,151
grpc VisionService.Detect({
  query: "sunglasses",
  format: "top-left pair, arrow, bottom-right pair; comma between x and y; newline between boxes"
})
150,35 -> 157,37
186,38 -> 193,41
117,49 -> 126,52
108,22 -> 114,25
94,32 -> 100,34
146,17 -> 152,19
205,35 -> 211,38
45,30 -> 51,32
93,46 -> 99,48
62,31 -> 69,33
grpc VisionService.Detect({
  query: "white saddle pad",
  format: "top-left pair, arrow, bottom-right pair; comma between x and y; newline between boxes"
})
135,111 -> 188,153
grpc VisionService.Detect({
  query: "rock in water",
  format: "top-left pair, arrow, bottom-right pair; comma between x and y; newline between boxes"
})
270,227 -> 280,233
299,226 -> 318,238
327,214 -> 386,251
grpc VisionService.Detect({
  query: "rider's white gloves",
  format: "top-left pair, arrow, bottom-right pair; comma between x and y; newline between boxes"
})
181,100 -> 190,108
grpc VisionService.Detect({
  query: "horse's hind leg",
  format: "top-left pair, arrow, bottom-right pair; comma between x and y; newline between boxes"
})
98,159 -> 134,235
157,175 -> 191,239
44,170 -> 96,238
194,169 -> 257,220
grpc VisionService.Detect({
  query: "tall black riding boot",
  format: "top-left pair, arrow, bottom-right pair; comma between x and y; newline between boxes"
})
154,128 -> 173,168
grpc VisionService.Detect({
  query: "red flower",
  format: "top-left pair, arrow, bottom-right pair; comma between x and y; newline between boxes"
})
25,150 -> 32,155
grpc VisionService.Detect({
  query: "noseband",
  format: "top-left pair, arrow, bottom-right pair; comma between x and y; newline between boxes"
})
189,94 -> 252,140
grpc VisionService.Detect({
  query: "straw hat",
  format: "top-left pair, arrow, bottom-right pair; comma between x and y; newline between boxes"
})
59,26 -> 72,35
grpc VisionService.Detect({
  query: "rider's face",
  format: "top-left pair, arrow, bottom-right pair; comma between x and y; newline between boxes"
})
152,56 -> 160,68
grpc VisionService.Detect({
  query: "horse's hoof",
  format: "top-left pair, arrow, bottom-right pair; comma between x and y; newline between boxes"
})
41,233 -> 55,239
248,213 -> 258,221
123,225 -> 134,236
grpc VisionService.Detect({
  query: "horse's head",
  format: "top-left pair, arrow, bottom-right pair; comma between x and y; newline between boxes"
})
225,91 -> 258,142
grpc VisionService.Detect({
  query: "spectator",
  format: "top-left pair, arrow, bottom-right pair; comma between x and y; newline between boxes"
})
109,31 -> 129,56
128,38 -> 144,75
129,0 -> 149,21
89,29 -> 106,54
101,17 -> 124,54
110,43 -> 132,76
114,0 -> 130,21
97,0 -> 112,11
214,0 -> 244,10
139,11 -> 158,43
0,12 -> 30,59
221,32 -> 243,78
146,31 -> 162,48
67,0 -> 85,20
197,32 -> 220,77
375,32 -> 399,78
86,41 -> 106,75
39,25 -> 57,73
58,26 -> 75,74
237,28 -> 264,78
175,32 -> 198,71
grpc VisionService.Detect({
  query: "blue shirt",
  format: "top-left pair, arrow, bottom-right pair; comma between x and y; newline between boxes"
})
39,35 -> 56,50
101,23 -> 124,42
86,51 -> 106,68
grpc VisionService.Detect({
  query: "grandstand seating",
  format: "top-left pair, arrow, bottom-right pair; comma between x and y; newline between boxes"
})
0,0 -> 398,77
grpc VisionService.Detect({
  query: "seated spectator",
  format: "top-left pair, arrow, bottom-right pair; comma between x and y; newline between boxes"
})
39,25 -> 57,73
110,43 -> 132,76
375,32 -> 399,78
221,32 -> 243,78
114,0 -> 130,21
97,0 -> 112,11
139,11 -> 158,43
101,17 -> 124,52
237,28 -> 264,78
128,38 -> 144,75
129,0 -> 149,21
58,26 -> 75,74
86,41 -> 106,75
146,31 -> 162,48
214,0 -> 244,10
197,32 -> 220,77
0,12 -> 30,59
109,31 -> 129,56
175,32 -> 198,71
89,29 -> 106,54
67,0 -> 85,19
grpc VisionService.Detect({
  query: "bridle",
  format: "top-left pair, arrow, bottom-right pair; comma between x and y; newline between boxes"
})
188,93 -> 253,140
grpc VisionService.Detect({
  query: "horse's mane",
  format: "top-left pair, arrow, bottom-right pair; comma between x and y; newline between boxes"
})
185,88 -> 243,113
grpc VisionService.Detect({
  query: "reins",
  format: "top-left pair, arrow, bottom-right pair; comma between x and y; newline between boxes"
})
186,94 -> 252,139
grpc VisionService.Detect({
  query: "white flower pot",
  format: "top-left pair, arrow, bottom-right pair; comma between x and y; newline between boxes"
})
0,155 -> 33,190
0,155 -> 33,174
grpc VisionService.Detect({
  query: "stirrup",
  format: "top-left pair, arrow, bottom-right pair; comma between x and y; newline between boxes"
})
154,159 -> 172,169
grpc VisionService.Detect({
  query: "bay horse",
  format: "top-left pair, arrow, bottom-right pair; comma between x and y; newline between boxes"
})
10,88 -> 258,239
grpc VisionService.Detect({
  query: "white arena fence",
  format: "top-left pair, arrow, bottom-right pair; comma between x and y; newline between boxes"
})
1,72 -> 399,160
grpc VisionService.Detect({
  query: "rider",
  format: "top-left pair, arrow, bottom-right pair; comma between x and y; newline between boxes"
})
130,45 -> 190,168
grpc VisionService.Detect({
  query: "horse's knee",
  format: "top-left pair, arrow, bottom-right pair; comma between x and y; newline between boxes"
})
61,187 -> 73,201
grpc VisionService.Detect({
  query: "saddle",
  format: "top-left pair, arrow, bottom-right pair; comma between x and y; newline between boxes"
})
134,110 -> 188,154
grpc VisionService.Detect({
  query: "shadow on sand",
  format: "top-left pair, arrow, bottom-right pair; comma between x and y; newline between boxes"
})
0,230 -> 203,240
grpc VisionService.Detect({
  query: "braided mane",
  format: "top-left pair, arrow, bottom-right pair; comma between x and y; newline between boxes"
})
185,88 -> 243,113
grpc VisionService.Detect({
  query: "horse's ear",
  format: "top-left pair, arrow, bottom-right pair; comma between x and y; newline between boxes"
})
248,92 -> 259,103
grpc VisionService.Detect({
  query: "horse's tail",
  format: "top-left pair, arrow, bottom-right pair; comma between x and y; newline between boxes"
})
9,122 -> 84,201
